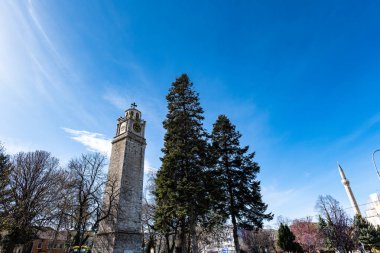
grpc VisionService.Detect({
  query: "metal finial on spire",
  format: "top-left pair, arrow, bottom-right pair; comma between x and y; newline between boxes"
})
131,102 -> 137,109
337,162 -> 346,180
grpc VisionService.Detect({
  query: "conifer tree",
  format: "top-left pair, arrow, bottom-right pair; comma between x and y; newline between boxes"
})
154,74 -> 211,253
354,215 -> 380,251
0,143 -> 11,231
211,115 -> 273,253
278,223 -> 303,253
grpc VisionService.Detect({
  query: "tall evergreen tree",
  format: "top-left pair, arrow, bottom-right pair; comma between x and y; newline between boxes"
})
211,115 -> 273,253
154,74 -> 211,253
212,115 -> 273,253
0,143 -> 11,231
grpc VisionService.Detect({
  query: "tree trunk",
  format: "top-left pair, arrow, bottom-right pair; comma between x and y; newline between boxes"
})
190,218 -> 198,253
22,242 -> 33,253
175,230 -> 183,253
156,235 -> 162,253
187,234 -> 191,253
170,229 -> 177,253
176,222 -> 186,253
165,233 -> 171,253
48,210 -> 64,253
231,214 -> 240,253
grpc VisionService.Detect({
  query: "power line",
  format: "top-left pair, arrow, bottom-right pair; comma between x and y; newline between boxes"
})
343,200 -> 380,210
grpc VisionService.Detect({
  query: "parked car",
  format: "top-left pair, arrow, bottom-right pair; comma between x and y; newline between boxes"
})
70,245 -> 91,253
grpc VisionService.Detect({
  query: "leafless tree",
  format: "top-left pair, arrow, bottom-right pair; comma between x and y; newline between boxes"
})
65,153 -> 119,248
47,170 -> 76,253
276,216 -> 292,227
142,170 -> 168,253
142,198 -> 160,253
315,195 -> 356,253
241,229 -> 277,253
4,151 -> 62,253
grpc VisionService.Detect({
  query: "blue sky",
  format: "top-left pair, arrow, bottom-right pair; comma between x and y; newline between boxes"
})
1,0 -> 380,226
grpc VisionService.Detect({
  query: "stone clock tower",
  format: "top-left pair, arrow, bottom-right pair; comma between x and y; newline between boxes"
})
94,104 -> 146,253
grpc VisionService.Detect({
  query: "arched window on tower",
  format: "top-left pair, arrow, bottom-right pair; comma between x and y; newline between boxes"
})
136,113 -> 140,120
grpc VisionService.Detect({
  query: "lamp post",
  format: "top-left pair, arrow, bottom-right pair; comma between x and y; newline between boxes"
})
372,149 -> 380,181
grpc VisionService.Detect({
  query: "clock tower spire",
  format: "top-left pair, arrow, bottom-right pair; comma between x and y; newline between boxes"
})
94,104 -> 146,253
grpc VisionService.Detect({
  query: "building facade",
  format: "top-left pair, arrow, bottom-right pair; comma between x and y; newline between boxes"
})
366,193 -> 380,227
201,226 -> 236,253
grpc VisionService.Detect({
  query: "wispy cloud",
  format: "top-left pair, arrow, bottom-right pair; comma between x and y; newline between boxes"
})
335,112 -> 380,147
27,0 -> 62,66
0,136 -> 36,155
63,128 -> 112,156
103,90 -> 129,110
262,185 -> 296,211
0,1 -> 98,129
63,127 -> 157,174
261,184 -> 318,224
144,160 -> 158,173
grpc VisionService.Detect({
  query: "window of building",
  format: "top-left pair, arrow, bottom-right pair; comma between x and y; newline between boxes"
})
37,241 -> 42,249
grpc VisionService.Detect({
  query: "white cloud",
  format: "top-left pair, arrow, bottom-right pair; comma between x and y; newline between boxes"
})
63,128 -> 112,156
63,128 -> 158,175
0,137 -> 36,155
144,160 -> 157,173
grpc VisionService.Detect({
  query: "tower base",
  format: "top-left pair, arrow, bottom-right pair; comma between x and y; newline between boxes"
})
93,232 -> 143,253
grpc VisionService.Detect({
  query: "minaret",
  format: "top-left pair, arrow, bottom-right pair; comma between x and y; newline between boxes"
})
338,162 -> 361,216
94,103 -> 146,253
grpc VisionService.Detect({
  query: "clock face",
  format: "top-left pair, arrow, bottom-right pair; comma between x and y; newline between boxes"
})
133,122 -> 142,133
119,122 -> 126,134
